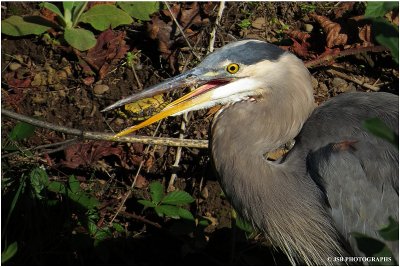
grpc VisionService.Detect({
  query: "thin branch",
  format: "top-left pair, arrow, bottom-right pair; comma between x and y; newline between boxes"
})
167,113 -> 188,192
164,1 -> 201,61
1,108 -> 209,149
208,1 -> 225,53
326,69 -> 380,91
110,121 -> 162,225
305,45 -> 388,68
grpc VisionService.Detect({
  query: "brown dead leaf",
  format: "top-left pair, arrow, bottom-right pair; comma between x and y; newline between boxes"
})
133,174 -> 149,189
4,71 -> 32,88
285,30 -> 314,59
61,141 -> 123,169
77,29 -> 129,80
358,24 -> 372,45
311,13 -> 348,48
333,2 -> 355,19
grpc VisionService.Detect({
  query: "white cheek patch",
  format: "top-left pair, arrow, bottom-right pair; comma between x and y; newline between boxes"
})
211,78 -> 263,100
173,78 -> 263,116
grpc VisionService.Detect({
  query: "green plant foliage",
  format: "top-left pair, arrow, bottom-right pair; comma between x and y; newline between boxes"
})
46,175 -> 99,209
365,2 -> 399,63
2,2 -> 132,51
373,19 -> 399,63
363,118 -> 398,147
155,205 -> 180,219
42,2 -> 63,18
29,167 -> 49,200
78,4 -> 133,31
238,18 -> 251,29
232,209 -> 255,233
138,181 -> 195,221
1,242 -> 18,264
379,217 -> 399,241
64,27 -> 96,51
162,190 -> 195,205
365,2 -> 399,18
9,121 -> 36,141
138,199 -> 156,207
178,208 -> 195,221
1,15 -> 51,36
149,181 -> 163,204
352,232 -> 397,265
117,1 -> 162,21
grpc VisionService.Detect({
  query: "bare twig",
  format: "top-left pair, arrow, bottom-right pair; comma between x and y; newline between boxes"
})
110,121 -> 162,225
208,1 -> 225,53
327,69 -> 380,91
305,45 -> 388,68
119,211 -> 162,229
167,113 -> 188,192
164,1 -> 201,61
1,108 -> 209,149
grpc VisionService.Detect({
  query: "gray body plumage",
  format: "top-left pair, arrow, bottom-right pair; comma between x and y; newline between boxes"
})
209,41 -> 398,265
104,39 -> 399,265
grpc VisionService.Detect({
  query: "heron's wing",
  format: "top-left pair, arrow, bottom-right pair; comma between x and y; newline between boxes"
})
294,92 -> 399,258
306,140 -> 398,255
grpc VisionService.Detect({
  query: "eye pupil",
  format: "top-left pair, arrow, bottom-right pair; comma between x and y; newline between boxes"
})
227,63 -> 239,73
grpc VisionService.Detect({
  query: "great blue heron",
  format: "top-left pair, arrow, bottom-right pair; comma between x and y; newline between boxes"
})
102,39 -> 399,265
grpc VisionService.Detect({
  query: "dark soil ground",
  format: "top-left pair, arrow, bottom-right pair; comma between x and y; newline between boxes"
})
1,2 -> 398,265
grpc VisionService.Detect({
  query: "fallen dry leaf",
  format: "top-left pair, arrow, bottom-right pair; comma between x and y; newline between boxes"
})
332,2 -> 355,19
311,13 -> 348,48
77,29 -> 129,80
61,141 -> 123,169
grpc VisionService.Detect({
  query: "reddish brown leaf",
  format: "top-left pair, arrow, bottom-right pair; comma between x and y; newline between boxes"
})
77,29 -> 129,80
311,13 -> 348,48
61,141 -> 123,169
4,72 -> 32,88
333,2 -> 355,19
358,24 -> 372,45
287,30 -> 311,43
133,174 -> 149,189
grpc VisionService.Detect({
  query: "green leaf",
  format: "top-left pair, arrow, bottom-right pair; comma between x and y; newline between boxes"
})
235,216 -> 254,233
178,208 -> 195,221
112,223 -> 125,233
138,199 -> 156,208
68,175 -> 81,193
43,2 -> 64,18
67,189 -> 99,209
372,19 -> 399,64
87,220 -> 98,235
162,190 -> 195,205
352,232 -> 397,265
365,2 -> 399,18
47,181 -> 66,193
79,4 -> 133,31
9,121 -> 36,141
363,118 -> 398,146
1,242 -> 18,264
198,219 -> 210,227
379,217 -> 399,241
94,227 -> 112,241
117,2 -> 162,21
64,27 -> 96,51
155,205 -> 180,219
149,181 -> 164,204
63,2 -> 75,13
29,167 -> 49,199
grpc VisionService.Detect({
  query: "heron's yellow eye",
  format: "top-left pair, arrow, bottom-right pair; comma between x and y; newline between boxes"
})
226,63 -> 239,74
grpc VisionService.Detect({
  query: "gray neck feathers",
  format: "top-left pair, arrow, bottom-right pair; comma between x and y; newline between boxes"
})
210,55 -> 350,264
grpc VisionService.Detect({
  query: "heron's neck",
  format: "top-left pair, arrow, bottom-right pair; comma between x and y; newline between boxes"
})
210,82 -> 348,264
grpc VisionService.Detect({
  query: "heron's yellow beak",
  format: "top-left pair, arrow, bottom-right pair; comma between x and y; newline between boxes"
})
114,82 -> 220,137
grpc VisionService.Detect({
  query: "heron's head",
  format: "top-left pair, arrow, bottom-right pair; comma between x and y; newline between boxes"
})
102,39 -> 313,137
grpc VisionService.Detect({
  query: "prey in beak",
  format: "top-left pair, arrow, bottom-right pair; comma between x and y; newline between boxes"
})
102,59 -> 262,137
